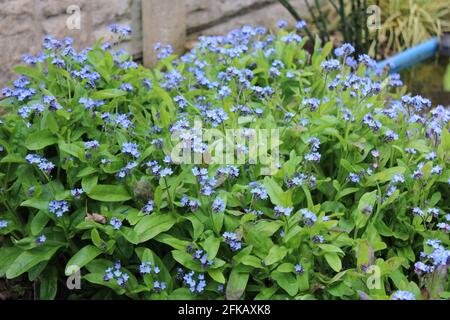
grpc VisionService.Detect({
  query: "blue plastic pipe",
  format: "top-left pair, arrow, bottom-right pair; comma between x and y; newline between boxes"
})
376,37 -> 439,74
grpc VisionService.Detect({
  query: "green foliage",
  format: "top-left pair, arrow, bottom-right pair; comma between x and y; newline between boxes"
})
0,25 -> 448,300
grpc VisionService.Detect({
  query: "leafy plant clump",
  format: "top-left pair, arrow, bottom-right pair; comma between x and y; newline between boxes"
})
0,24 -> 448,300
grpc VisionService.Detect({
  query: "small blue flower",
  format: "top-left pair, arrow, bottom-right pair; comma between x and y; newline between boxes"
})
142,200 -> 154,214
425,152 -> 437,160
182,270 -> 207,294
36,234 -> 46,245
385,129 -> 399,142
278,19 -> 288,29
320,59 -> 340,73
119,83 -> 134,92
294,264 -> 304,274
334,43 -> 355,57
295,20 -> 307,30
110,217 -> 122,230
414,261 -> 431,275
430,165 -> 442,175
122,142 -> 140,158
392,174 -> 405,184
139,262 -> 152,274
300,209 -> 317,226
84,140 -> 100,149
212,197 -> 226,213
249,182 -> 268,200
109,24 -> 132,36
304,152 -> 321,163
412,207 -> 424,217
274,206 -> 294,217
223,232 -> 242,251
0,220 -> 8,229
26,154 -> 55,174
79,98 -> 104,110
153,281 -> 167,292
392,290 -> 416,300
312,235 -> 324,244
71,188 -> 84,199
348,173 -> 361,183
154,43 -> 173,60
303,98 -> 321,111
49,200 -> 70,218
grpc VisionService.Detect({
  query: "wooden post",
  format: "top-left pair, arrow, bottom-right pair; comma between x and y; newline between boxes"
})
142,0 -> 186,67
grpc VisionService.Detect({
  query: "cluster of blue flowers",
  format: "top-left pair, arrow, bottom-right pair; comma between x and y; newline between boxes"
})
274,206 -> 293,218
48,200 -> 70,218
146,160 -> 174,179
180,195 -> 200,212
192,248 -> 214,268
110,217 -> 122,230
71,188 -> 84,199
25,154 -> 55,174
109,24 -> 132,37
178,269 -> 207,294
142,200 -> 155,214
223,232 -> 242,251
300,209 -> 317,226
212,197 -> 226,213
103,261 -> 129,287
249,182 -> 268,200
392,290 -> 416,300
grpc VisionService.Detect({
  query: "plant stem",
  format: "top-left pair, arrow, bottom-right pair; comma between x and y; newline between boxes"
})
278,0 -> 315,40
303,0 -> 326,41
314,0 -> 330,41
163,177 -> 174,212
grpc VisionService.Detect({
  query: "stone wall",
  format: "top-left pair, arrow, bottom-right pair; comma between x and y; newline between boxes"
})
0,0 -> 307,86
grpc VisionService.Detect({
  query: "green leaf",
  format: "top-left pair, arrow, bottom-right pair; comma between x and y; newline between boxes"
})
208,269 -> 226,284
272,271 -> 298,296
365,167 -> 406,186
0,247 -> 23,277
21,199 -> 49,211
14,65 -> 46,82
226,265 -> 250,300
324,253 -> 342,272
355,240 -> 373,271
39,266 -> 58,300
87,184 -> 131,202
171,250 -> 204,272
354,190 -> 378,228
135,214 -> 176,243
264,245 -> 288,265
81,175 -> 98,194
203,235 -> 221,261
120,227 -> 139,245
6,245 -> 61,279
1,154 -> 27,164
25,130 -> 57,150
154,234 -> 191,251
65,245 -> 103,276
212,211 -> 224,234
91,89 -> 126,100
58,142 -> 84,160
84,272 -> 125,295
169,288 -> 194,300
76,167 -> 97,178
264,177 -> 292,206
30,210 -> 50,235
